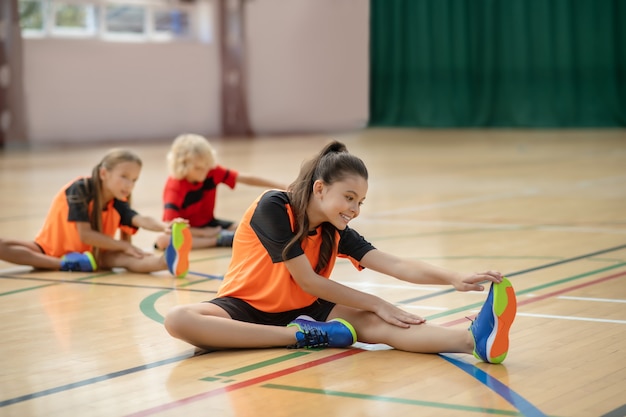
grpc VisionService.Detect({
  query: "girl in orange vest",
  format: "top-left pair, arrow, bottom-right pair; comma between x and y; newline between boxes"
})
0,148 -> 191,278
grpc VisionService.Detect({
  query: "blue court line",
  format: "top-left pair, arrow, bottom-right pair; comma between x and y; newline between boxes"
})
600,403 -> 626,417
0,354 -> 191,407
398,243 -> 626,304
441,355 -> 548,417
261,383 -> 524,415
3,245 -> 624,410
187,271 -> 223,280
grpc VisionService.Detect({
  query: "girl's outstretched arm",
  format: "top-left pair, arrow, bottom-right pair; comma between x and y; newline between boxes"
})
359,249 -> 503,292
133,215 -> 188,233
76,221 -> 136,253
236,173 -> 287,190
285,254 -> 425,328
132,215 -> 169,233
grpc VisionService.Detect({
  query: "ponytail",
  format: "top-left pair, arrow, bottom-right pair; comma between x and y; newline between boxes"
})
283,141 -> 367,272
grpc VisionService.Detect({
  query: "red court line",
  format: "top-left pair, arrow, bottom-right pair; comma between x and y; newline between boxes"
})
125,268 -> 626,417
125,349 -> 362,417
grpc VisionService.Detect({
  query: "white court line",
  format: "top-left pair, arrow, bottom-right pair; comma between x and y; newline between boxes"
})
558,296 -> 626,303
534,225 -> 626,235
516,312 -> 626,324
397,305 -> 448,311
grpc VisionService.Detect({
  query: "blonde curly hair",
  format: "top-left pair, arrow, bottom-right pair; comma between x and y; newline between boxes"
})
167,134 -> 217,179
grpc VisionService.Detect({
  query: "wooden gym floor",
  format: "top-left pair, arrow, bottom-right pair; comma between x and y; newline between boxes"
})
0,128 -> 625,417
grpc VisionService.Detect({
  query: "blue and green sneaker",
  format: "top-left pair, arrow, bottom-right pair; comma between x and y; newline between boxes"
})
469,277 -> 517,364
60,251 -> 97,272
287,315 -> 357,349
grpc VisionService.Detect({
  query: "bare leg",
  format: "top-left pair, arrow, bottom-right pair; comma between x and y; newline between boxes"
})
154,226 -> 222,250
154,234 -> 169,250
185,236 -> 219,249
0,239 -> 62,270
164,303 -> 298,349
99,251 -> 169,273
328,305 -> 474,354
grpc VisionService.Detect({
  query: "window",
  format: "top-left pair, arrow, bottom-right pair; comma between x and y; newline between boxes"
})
19,0 -> 45,32
52,2 -> 98,36
154,8 -> 191,38
104,4 -> 145,38
19,0 -> 209,43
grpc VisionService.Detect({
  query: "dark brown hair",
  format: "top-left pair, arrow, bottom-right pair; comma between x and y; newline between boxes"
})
283,140 -> 368,272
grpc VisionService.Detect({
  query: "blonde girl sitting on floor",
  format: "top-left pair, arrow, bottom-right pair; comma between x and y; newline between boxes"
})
154,134 -> 286,250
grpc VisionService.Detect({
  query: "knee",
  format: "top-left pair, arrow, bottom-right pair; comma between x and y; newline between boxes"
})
164,305 -> 188,338
0,239 -> 13,257
352,311 -> 389,343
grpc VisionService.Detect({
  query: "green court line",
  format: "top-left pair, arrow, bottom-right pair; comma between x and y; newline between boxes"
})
425,261 -> 626,321
199,376 -> 221,382
589,257 -> 626,263
1,282 -> 58,296
140,290 -> 172,323
139,277 -> 219,323
261,383 -> 524,416
216,352 -> 311,377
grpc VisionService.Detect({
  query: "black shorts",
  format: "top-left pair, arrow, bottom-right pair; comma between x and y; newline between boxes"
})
207,297 -> 336,326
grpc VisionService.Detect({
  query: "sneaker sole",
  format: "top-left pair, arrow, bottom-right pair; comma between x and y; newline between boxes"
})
170,223 -> 192,278
330,318 -> 357,345
485,277 -> 517,363
84,251 -> 97,272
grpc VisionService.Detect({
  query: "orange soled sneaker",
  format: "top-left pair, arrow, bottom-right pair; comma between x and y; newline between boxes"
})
469,277 -> 517,364
165,222 -> 192,278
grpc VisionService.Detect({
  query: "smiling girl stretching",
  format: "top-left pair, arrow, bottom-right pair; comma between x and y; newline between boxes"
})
164,141 -> 516,363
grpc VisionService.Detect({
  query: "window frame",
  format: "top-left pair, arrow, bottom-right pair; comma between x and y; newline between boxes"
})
19,0 -> 205,43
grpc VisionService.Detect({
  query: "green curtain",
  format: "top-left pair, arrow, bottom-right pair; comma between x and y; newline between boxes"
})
369,0 -> 626,127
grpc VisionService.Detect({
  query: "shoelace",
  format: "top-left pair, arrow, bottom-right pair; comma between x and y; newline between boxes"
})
62,261 -> 81,272
465,315 -> 479,331
290,328 -> 330,349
